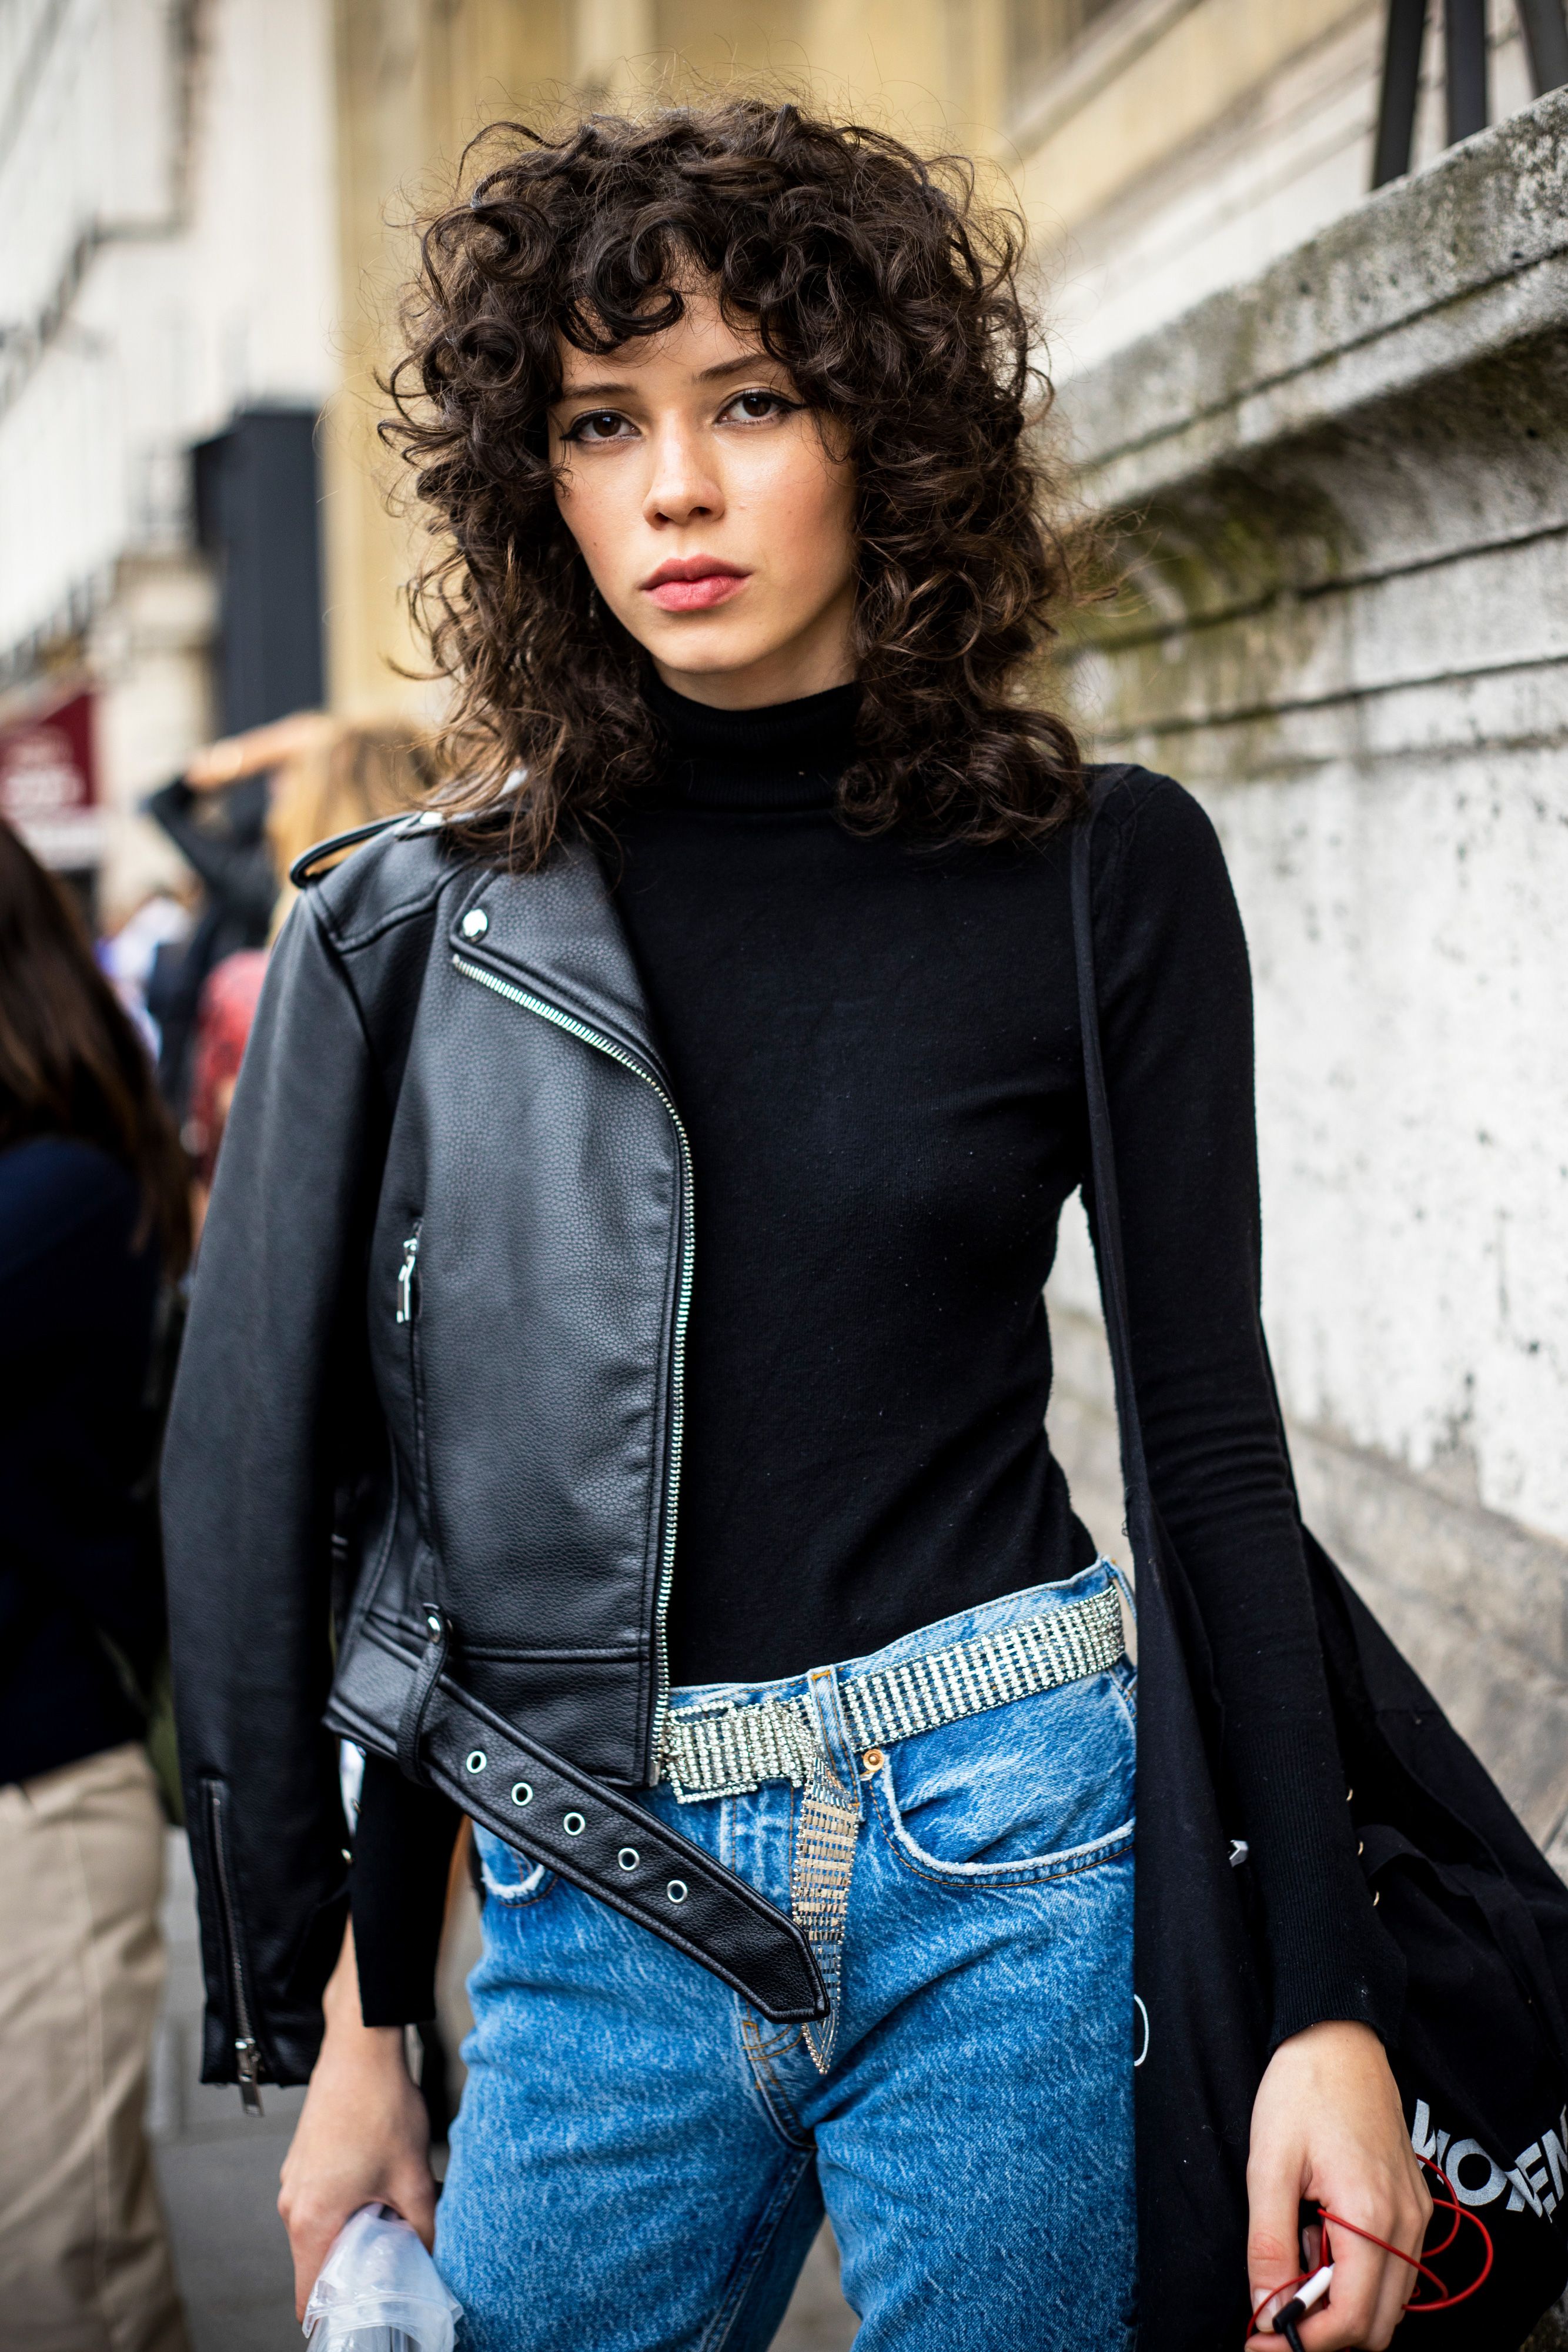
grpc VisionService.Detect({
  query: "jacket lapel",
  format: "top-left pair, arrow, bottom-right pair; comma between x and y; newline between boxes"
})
447,837 -> 672,1087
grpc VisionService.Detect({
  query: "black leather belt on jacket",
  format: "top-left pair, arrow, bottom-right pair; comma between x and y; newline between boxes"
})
387,1607 -> 825,2023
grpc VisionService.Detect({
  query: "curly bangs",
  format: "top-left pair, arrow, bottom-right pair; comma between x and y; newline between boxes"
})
385,98 -> 1087,867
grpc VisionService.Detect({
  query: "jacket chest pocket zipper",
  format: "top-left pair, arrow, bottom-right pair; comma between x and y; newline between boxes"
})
396,1220 -> 433,1514
396,1225 -> 421,1325
203,1779 -> 265,2116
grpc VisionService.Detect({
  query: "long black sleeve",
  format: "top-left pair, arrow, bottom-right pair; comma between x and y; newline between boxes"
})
143,776 -> 278,937
1091,776 -> 1401,2045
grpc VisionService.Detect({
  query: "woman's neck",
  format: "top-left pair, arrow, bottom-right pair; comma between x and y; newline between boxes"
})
643,672 -> 859,813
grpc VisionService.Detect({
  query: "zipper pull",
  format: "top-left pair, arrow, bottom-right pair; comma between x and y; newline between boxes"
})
395,1230 -> 421,1325
235,2037 -> 264,2118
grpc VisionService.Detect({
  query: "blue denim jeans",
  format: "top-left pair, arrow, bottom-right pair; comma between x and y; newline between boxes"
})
437,1563 -> 1136,2350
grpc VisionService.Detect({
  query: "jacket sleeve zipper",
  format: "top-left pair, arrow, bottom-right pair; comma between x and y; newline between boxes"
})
205,1780 -> 265,2116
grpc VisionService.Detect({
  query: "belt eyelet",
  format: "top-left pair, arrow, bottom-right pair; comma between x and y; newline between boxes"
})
510,1782 -> 533,1808
666,1878 -> 688,1905
563,1811 -> 586,1836
464,1750 -> 487,1775
617,1846 -> 639,1871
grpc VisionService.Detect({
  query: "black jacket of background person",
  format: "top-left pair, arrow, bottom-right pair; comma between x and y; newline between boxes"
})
143,774 -> 277,1120
0,1135 -> 165,1785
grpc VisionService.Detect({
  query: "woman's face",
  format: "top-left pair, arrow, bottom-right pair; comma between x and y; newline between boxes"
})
549,288 -> 858,709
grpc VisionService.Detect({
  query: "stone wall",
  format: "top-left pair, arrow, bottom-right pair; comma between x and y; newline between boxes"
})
1047,87 -> 1568,1873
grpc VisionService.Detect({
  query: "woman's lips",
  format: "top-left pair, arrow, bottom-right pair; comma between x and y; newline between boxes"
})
643,569 -> 749,613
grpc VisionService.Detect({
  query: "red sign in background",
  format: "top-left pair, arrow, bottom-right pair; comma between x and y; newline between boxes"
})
0,689 -> 101,870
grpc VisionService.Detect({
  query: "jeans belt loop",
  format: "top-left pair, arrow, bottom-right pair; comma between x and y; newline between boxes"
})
805,1663 -> 864,1820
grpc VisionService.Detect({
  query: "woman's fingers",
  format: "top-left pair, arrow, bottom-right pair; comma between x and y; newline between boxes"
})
278,2172 -> 353,2323
1298,2216 -> 1386,2347
1258,2160 -> 1430,2346
279,2120 -> 437,2319
1336,2173 -> 1430,2350
1245,2140 -> 1309,2337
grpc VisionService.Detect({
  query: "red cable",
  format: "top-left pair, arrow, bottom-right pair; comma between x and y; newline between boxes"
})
1243,2160 -> 1495,2341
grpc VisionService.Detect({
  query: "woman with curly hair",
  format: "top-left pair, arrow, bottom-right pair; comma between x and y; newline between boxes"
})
163,100 -> 1428,2351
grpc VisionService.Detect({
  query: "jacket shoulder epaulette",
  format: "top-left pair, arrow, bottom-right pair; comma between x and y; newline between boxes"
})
289,810 -> 444,889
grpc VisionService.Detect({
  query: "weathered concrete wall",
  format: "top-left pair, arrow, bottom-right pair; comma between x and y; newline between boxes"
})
1048,88 -> 1568,1873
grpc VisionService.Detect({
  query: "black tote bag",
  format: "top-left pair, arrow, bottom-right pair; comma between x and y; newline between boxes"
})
1070,784 -> 1568,2350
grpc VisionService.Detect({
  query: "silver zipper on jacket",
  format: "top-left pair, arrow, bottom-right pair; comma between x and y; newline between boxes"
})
451,952 -> 694,1768
396,1228 -> 421,1324
205,1781 -> 264,2116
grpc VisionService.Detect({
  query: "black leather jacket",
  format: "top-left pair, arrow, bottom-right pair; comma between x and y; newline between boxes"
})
163,820 -> 823,2096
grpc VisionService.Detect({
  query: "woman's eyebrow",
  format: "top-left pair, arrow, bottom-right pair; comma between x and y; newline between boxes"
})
553,378 -> 636,403
554,354 -> 777,403
694,354 -> 773,382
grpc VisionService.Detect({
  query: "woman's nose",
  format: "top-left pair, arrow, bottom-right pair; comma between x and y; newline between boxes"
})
643,421 -> 723,528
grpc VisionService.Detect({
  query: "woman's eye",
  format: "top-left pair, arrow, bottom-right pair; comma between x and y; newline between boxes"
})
724,390 -> 792,422
568,410 -> 632,442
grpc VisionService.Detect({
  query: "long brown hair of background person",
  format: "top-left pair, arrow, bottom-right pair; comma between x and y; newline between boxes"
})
0,819 -> 191,1274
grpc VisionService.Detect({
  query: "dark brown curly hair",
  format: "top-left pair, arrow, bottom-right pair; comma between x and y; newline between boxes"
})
385,99 -> 1087,867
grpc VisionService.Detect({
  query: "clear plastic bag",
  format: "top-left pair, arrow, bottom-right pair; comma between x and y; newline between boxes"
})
302,2202 -> 462,2352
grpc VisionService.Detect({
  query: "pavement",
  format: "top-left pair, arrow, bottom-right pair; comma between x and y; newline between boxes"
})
149,1833 -> 856,2350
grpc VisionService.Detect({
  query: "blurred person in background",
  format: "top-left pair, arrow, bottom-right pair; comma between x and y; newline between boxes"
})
141,760 -> 278,1125
98,889 -> 196,1065
0,818 -> 192,2352
152,712 -> 431,1221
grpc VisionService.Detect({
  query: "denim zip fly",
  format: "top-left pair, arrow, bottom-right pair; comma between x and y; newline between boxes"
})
438,1561 -> 1138,2350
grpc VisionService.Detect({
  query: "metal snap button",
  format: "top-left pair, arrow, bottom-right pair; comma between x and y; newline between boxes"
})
617,1846 -> 640,1871
464,1750 -> 487,1775
511,1782 -> 533,1808
425,1611 -> 443,1636
666,1879 -> 688,1905
462,907 -> 489,939
563,1811 -> 586,1836
861,1746 -> 885,1775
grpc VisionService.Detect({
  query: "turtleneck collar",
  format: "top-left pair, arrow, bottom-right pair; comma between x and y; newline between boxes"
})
643,671 -> 859,812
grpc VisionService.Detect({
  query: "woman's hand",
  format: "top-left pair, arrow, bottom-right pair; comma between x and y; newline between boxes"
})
278,1922 -> 437,2321
1246,2021 -> 1431,2348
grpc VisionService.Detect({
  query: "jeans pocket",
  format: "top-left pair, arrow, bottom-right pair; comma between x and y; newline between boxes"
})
474,1825 -> 557,1908
870,1666 -> 1135,1886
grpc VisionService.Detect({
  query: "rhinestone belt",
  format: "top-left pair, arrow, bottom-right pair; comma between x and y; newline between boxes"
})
660,1585 -> 1126,1804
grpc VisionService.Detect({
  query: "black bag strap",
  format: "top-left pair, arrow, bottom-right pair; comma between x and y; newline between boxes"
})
1069,774 -> 1164,1590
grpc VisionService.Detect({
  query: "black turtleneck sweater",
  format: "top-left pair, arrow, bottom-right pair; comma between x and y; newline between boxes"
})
351,676 -> 1398,2054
